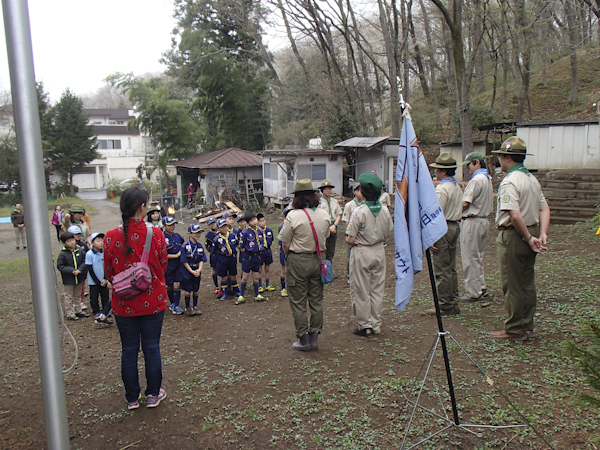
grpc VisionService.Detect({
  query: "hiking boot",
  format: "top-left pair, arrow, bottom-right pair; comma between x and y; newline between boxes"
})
67,315 -> 78,321
280,288 -> 288,298
75,312 -> 89,318
258,286 -> 265,293
192,306 -> 202,315
423,305 -> 460,316
265,285 -> 276,292
146,388 -> 167,408
292,333 -> 311,351
235,296 -> 246,305
254,294 -> 267,302
352,328 -> 373,337
459,293 -> 483,303
309,330 -> 319,350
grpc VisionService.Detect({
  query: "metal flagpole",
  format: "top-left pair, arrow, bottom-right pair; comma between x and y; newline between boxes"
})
2,1 -> 71,448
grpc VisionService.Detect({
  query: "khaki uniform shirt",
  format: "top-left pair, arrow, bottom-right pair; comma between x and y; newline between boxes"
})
346,204 -> 394,246
319,196 -> 342,223
496,170 -> 548,227
280,208 -> 331,253
435,180 -> 463,222
462,173 -> 493,218
342,198 -> 363,223
380,191 -> 392,208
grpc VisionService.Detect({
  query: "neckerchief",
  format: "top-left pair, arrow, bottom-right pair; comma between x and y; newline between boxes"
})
325,197 -> 334,220
352,198 -> 363,207
473,168 -> 492,180
259,226 -> 268,248
365,200 -> 383,217
220,231 -> 233,256
306,204 -> 317,211
507,163 -> 530,177
438,176 -> 457,186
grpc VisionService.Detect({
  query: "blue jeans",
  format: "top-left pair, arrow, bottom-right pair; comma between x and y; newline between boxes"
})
115,311 -> 165,402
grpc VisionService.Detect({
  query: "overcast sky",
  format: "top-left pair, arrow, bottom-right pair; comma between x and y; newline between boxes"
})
0,0 -> 177,102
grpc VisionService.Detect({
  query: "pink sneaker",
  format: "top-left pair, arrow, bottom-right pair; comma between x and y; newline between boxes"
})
146,388 -> 167,408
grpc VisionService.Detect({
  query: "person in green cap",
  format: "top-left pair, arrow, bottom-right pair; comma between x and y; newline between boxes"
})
280,179 -> 331,351
318,180 -> 342,262
345,173 -> 393,336
490,136 -> 550,341
426,152 -> 463,316
64,204 -> 92,248
458,151 -> 493,302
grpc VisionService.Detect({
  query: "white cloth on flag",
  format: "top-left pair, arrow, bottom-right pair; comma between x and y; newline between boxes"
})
394,113 -> 448,311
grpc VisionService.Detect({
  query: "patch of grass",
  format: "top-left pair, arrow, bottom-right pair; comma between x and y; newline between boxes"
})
0,196 -> 96,218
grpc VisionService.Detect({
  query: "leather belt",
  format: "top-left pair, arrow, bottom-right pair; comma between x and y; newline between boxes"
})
289,251 -> 317,255
355,242 -> 383,248
497,225 -> 514,230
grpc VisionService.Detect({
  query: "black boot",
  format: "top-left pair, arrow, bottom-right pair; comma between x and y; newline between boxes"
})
292,332 -> 311,351
308,330 -> 319,350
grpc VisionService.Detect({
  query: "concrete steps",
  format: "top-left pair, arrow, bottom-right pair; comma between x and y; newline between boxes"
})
539,169 -> 600,225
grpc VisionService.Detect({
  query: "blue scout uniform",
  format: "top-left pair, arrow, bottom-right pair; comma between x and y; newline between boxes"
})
259,226 -> 274,265
278,222 -> 286,266
164,230 -> 184,285
205,229 -> 218,268
239,226 -> 264,273
180,239 -> 207,292
215,230 -> 239,278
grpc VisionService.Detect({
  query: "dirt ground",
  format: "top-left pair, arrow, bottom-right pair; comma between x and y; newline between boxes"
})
0,196 -> 598,449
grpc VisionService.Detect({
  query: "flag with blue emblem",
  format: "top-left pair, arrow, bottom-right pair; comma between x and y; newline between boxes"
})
394,110 -> 447,311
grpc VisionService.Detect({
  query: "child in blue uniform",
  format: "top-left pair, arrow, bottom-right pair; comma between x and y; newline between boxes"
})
223,212 -> 241,295
163,216 -> 184,314
85,232 -> 113,324
257,213 -> 275,292
205,217 -> 220,295
237,212 -> 266,305
278,207 -> 291,297
180,223 -> 207,316
236,215 -> 247,264
214,218 -> 241,300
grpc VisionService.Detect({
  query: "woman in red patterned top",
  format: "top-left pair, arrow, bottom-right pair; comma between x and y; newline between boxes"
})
104,187 -> 169,409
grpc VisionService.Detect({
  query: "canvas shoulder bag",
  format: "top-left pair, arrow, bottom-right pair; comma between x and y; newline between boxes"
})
302,208 -> 333,284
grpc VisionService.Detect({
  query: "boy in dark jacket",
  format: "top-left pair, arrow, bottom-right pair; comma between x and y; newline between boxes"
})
57,231 -> 89,320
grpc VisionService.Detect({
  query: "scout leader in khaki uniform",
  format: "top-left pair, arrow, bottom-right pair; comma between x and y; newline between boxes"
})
458,152 -> 493,302
280,179 -> 331,352
345,173 -> 393,337
318,180 -> 342,262
490,137 -> 550,341
342,181 -> 364,281
426,152 -> 463,316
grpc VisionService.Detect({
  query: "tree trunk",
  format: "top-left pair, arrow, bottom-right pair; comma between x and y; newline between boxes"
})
276,0 -> 324,134
419,0 -> 441,129
473,0 -> 486,93
442,20 -> 458,132
565,0 -> 579,104
408,0 -> 430,98
378,0 -> 401,136
69,172 -> 74,196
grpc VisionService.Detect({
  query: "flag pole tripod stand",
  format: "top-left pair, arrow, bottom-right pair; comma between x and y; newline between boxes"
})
399,249 -> 547,450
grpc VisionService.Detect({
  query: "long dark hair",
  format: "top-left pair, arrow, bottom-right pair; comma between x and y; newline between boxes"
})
291,192 -> 319,209
120,187 -> 149,254
360,186 -> 379,202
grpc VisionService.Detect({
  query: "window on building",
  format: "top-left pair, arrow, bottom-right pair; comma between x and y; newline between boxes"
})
97,139 -> 122,149
297,164 -> 326,181
264,163 -> 270,179
108,121 -> 125,125
93,121 -> 103,125
264,163 -> 277,179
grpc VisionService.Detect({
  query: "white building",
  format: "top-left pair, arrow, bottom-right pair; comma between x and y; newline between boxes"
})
261,148 -> 346,202
72,109 -> 155,189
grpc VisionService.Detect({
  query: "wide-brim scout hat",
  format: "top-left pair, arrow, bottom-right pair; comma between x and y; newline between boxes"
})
188,223 -> 202,234
147,202 -> 161,213
318,179 -> 335,190
429,152 -> 458,169
162,216 -> 176,226
492,136 -> 533,155
459,151 -> 486,166
69,204 -> 84,213
292,179 -> 316,195
358,173 -> 383,195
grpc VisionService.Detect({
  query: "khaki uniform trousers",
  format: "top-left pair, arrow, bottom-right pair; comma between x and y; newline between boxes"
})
63,282 -> 84,317
431,221 -> 460,311
286,252 -> 324,338
14,226 -> 26,247
460,217 -> 489,297
496,226 -> 539,334
349,244 -> 386,333
325,231 -> 337,262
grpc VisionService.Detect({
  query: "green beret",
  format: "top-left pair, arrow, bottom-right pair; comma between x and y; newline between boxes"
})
358,173 -> 383,195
